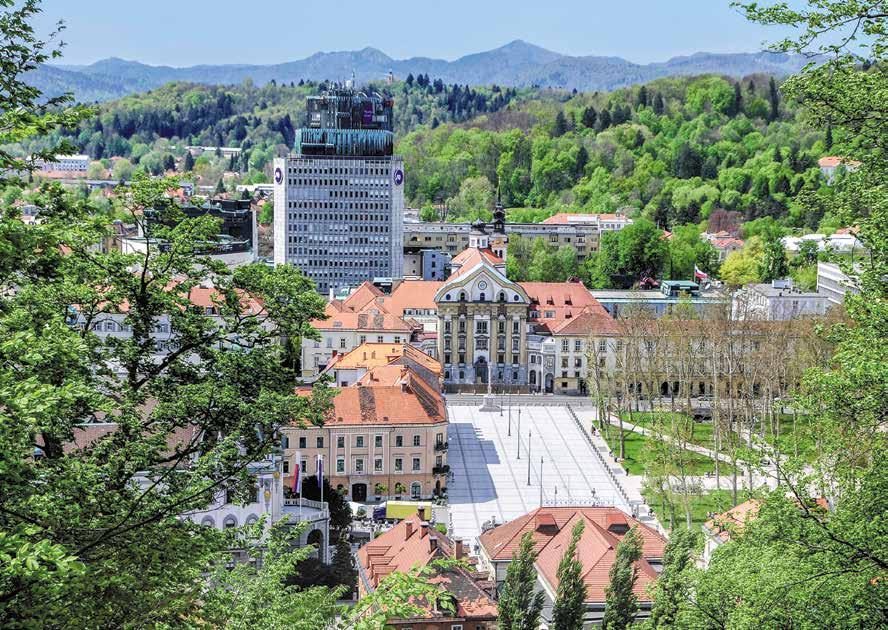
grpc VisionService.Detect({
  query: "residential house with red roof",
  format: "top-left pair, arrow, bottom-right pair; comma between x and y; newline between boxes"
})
478,506 -> 666,627
357,512 -> 498,629
283,365 -> 449,503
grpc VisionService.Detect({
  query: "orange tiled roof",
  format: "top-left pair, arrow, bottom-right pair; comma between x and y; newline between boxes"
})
311,310 -> 413,332
386,280 -> 443,316
552,304 -> 620,336
321,369 -> 445,426
335,281 -> 387,313
711,238 -> 744,249
520,279 -> 607,334
329,342 -> 442,377
449,248 -> 504,280
542,212 -> 631,225
357,515 -> 498,621
330,343 -> 405,370
479,506 -> 666,604
703,499 -> 761,543
357,364 -> 412,387
541,213 -> 595,225
818,156 -> 861,168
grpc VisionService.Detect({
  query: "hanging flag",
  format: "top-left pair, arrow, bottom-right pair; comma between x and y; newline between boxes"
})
317,454 -> 324,488
292,451 -> 302,495
694,265 -> 709,281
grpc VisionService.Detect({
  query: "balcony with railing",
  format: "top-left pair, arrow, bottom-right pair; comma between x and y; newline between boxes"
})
432,464 -> 450,475
434,441 -> 448,452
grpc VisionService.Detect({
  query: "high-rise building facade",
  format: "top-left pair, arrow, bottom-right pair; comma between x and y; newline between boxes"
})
274,87 -> 404,294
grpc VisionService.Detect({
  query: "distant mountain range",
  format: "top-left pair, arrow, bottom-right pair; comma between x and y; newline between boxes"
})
28,40 -> 813,102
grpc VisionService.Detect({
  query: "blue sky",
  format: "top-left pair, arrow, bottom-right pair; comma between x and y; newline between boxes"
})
38,0 -> 788,66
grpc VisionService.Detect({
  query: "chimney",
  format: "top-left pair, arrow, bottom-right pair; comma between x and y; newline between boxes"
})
420,521 -> 429,538
454,538 -> 465,560
405,520 -> 414,540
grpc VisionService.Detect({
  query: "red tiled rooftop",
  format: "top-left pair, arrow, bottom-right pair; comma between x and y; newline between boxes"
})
358,515 -> 498,621
479,506 -> 666,604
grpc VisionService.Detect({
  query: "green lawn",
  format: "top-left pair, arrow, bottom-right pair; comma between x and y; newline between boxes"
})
620,412 -> 715,449
602,425 -> 724,476
621,411 -> 818,462
761,413 -> 818,460
642,487 -> 754,532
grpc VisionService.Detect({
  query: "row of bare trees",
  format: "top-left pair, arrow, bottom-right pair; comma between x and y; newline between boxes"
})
586,300 -> 841,529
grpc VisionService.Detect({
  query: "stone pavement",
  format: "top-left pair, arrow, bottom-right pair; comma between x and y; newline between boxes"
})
446,404 -> 633,547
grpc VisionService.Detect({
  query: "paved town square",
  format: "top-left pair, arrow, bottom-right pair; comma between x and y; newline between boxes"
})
446,403 -> 631,543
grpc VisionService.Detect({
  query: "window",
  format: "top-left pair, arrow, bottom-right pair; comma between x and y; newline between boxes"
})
354,458 -> 364,473
283,460 -> 290,474
561,340 -> 569,352
394,457 -> 403,472
374,457 -> 383,472
575,340 -> 582,352
355,436 -> 364,448
476,321 -> 488,335
598,339 -> 606,353
377,335 -> 384,343
337,436 -> 345,449
412,457 -> 421,471
326,337 -> 332,349
336,458 -> 345,473
436,433 -> 444,445
298,437 -> 306,449
413,435 -> 421,447
395,435 -> 403,447
316,436 -> 324,448
375,435 -> 383,448
359,335 -> 366,344
411,482 -> 421,499
281,435 -> 289,449
340,338 -> 346,349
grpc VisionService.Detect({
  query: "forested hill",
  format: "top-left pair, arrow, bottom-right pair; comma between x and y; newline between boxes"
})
403,73 -> 840,233
17,71 -> 842,235
27,41 -> 814,101
19,78 -> 532,180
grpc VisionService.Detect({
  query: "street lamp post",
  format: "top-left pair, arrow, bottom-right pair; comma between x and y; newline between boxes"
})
507,394 -> 512,436
539,456 -> 544,505
516,408 -> 522,459
527,429 -> 532,485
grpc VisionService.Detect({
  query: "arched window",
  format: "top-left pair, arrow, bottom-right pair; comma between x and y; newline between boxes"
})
201,516 -> 215,528
459,292 -> 466,302
499,291 -> 506,302
245,514 -> 259,526
479,292 -> 485,302
223,515 -> 237,529
411,482 -> 422,499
